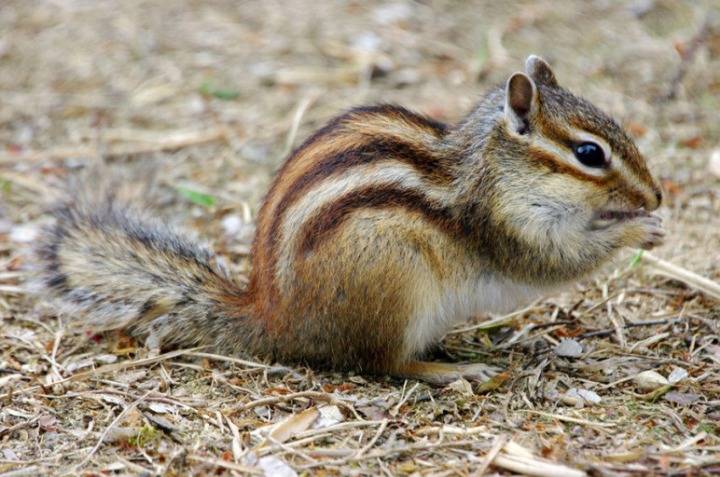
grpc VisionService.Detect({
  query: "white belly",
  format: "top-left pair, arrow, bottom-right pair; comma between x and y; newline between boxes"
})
403,273 -> 549,359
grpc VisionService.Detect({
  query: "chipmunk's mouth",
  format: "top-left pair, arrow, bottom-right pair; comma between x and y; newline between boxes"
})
589,209 -> 649,230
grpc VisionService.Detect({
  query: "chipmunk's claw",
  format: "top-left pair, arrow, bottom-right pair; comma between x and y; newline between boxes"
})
635,213 -> 665,250
455,363 -> 501,382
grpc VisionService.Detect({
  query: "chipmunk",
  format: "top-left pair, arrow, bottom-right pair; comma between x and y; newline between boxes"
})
35,56 -> 664,385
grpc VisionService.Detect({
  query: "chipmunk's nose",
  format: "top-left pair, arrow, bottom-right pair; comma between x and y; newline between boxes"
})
644,187 -> 662,211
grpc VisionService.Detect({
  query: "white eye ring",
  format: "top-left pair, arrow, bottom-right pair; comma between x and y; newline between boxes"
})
573,142 -> 608,168
572,131 -> 611,163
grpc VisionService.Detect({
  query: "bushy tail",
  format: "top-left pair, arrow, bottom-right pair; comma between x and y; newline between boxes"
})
34,201 -> 262,354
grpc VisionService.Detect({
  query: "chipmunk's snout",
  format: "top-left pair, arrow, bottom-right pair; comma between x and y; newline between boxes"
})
643,186 -> 662,212
651,189 -> 663,210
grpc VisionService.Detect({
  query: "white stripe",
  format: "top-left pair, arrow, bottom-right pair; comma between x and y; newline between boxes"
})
530,129 -> 607,178
274,162 -> 452,291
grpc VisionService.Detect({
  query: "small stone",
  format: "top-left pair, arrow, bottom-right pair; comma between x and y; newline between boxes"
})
446,378 -> 474,396
555,338 -> 583,358
634,370 -> 668,391
709,149 -> 720,178
668,367 -> 688,385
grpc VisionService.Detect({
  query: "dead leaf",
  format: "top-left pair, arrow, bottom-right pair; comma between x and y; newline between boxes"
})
104,426 -> 138,443
562,388 -> 602,407
38,414 -> 57,432
95,394 -> 127,407
95,354 -> 118,364
313,405 -> 344,429
661,178 -> 683,197
357,405 -> 387,421
144,413 -> 178,433
626,121 -> 647,138
116,369 -> 147,384
664,391 -> 701,406
267,407 -> 319,444
3,448 -> 19,460
679,136 -> 702,149
446,378 -> 474,396
146,402 -> 176,414
257,456 -> 297,477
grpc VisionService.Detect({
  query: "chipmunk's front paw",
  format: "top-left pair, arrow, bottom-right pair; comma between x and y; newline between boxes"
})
633,213 -> 665,250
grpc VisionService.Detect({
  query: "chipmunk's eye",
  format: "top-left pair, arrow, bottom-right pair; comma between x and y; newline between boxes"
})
574,142 -> 606,168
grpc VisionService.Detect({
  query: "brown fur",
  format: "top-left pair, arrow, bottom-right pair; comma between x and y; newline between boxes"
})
34,57 -> 664,383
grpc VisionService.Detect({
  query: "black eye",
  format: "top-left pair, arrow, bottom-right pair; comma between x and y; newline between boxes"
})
574,142 -> 606,168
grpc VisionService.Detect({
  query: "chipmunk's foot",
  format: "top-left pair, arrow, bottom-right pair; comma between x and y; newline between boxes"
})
394,360 -> 501,386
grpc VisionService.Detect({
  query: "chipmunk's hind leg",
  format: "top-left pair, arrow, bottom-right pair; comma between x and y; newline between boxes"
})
393,360 -> 500,386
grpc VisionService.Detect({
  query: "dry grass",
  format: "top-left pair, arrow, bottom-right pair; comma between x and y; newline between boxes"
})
1,1 -> 720,475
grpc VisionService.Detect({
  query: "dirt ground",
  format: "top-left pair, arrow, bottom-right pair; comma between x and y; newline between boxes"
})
1,0 -> 720,475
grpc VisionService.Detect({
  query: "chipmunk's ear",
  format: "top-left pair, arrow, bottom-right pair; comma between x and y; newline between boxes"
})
504,72 -> 537,135
525,55 -> 558,87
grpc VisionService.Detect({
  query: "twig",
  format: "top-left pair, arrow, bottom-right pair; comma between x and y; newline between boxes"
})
282,94 -> 317,158
186,455 -> 263,475
475,434 -> 509,476
448,302 -> 541,335
577,317 -> 680,341
0,466 -> 40,477
0,416 -> 40,438
353,419 -> 388,459
279,420 -> 385,443
415,425 -> 496,439
520,410 -> 615,428
493,451 -> 586,477
300,438 -> 486,469
0,447 -> 92,467
640,252 -> 720,301
236,390 -> 362,420
608,308 -> 626,350
186,351 -> 294,373
662,15 -> 714,101
391,381 -> 419,415
74,390 -> 152,470
0,285 -> 26,295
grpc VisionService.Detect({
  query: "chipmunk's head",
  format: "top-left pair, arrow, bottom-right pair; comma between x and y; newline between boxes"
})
465,55 -> 664,282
